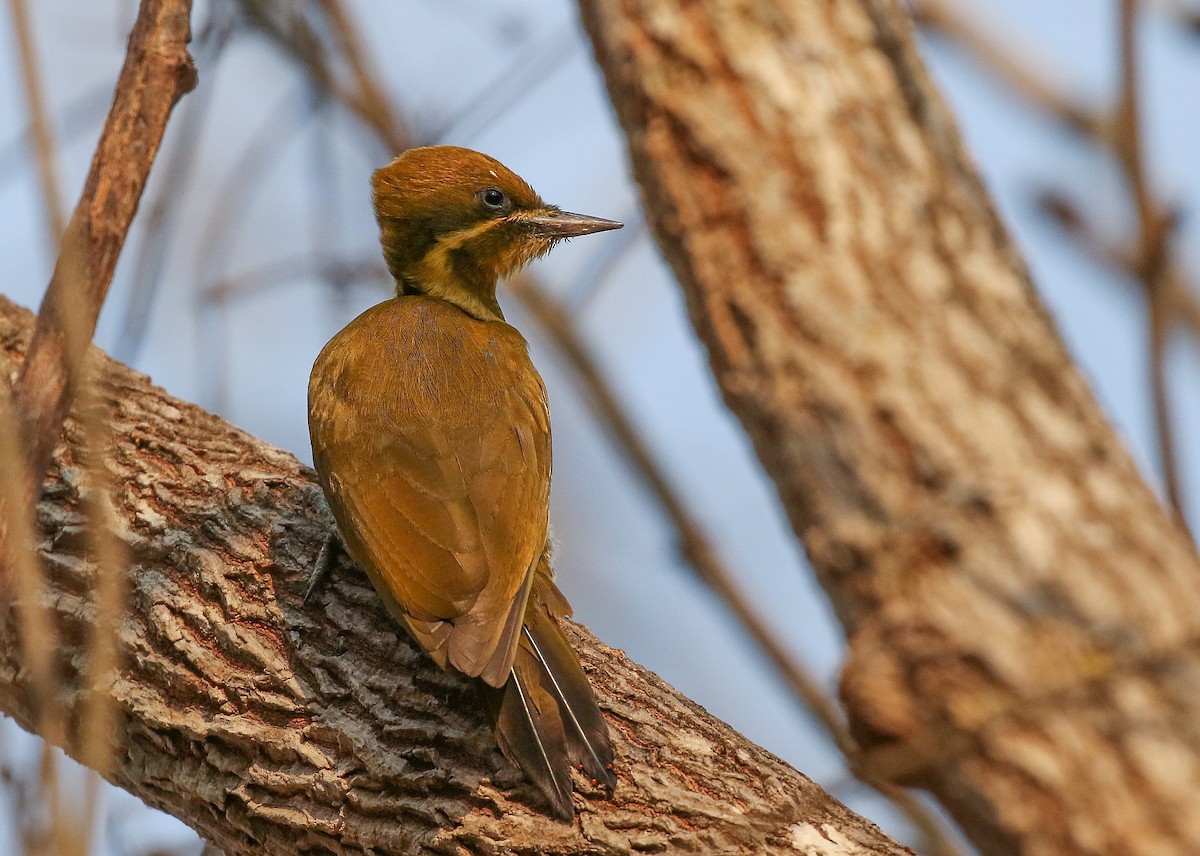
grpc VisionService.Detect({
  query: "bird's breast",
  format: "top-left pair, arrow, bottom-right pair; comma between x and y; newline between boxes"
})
311,297 -> 544,431
307,294 -> 552,624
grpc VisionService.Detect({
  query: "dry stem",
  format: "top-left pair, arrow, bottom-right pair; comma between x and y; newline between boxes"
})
6,0 -> 66,249
12,0 -> 197,496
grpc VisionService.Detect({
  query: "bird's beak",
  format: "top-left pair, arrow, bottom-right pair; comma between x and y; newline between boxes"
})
526,208 -> 623,238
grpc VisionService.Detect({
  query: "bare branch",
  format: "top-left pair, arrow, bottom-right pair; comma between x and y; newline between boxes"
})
12,0 -> 197,496
6,0 -> 66,249
912,0 -> 1107,139
1115,0 -> 1190,532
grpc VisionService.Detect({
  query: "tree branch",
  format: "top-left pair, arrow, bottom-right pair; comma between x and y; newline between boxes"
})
580,0 -> 1200,853
12,0 -> 196,496
912,0 -> 1107,139
6,0 -> 66,248
0,296 -> 910,855
1114,0 -> 1190,533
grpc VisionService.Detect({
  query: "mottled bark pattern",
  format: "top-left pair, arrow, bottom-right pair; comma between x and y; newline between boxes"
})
579,1 -> 1200,855
0,297 -> 910,856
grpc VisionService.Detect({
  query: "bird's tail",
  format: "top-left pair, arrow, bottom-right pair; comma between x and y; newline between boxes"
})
481,577 -> 615,819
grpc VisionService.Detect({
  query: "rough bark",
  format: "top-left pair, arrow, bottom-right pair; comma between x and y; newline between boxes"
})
0,295 -> 909,855
579,1 -> 1200,855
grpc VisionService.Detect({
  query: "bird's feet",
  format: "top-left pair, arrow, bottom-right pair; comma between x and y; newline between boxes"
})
304,532 -> 346,604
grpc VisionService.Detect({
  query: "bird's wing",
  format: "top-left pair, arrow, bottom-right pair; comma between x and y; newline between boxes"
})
310,301 -> 551,685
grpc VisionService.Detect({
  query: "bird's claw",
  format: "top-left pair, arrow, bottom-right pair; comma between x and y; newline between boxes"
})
305,532 -> 344,604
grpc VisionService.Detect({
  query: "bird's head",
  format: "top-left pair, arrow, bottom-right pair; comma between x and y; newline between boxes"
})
372,146 -> 622,321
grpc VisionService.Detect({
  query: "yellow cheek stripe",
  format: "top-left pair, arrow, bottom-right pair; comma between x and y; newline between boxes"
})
419,219 -> 501,277
411,219 -> 503,317
410,215 -> 553,317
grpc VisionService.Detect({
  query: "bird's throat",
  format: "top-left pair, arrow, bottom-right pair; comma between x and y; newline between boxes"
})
399,273 -> 504,323
392,223 -> 509,321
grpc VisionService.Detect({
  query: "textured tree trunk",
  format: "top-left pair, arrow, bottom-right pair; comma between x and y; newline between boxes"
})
0,296 -> 910,855
579,1 -> 1200,855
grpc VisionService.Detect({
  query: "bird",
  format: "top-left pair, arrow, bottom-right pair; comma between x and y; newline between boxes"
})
307,145 -> 622,819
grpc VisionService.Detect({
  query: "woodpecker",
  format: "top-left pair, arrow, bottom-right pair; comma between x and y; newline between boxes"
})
307,146 -> 621,818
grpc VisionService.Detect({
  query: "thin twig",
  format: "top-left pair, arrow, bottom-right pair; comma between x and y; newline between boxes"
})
312,0 -> 411,152
234,0 -> 415,151
0,385 -> 61,747
13,0 -> 197,497
37,744 -> 66,856
6,0 -> 66,250
1115,0 -> 1190,533
0,84 -> 111,188
72,359 -> 131,851
1040,188 -> 1200,387
0,382 -> 66,856
913,0 -> 1106,138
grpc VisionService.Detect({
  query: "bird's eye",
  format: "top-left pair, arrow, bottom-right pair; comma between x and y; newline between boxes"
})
479,188 -> 508,212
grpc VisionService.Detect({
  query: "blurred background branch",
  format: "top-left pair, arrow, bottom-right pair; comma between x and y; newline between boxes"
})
914,0 -> 1198,535
6,0 -> 65,251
